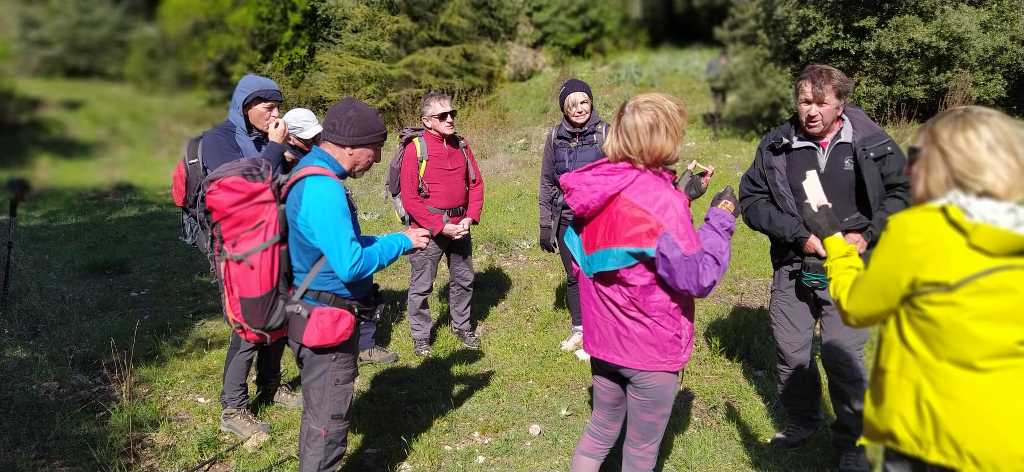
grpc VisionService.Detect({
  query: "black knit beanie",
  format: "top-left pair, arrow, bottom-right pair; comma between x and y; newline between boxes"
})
321,97 -> 387,146
558,78 -> 593,111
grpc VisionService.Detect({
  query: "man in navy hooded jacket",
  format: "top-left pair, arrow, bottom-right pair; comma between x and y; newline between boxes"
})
203,74 -> 298,439
202,73 -> 289,172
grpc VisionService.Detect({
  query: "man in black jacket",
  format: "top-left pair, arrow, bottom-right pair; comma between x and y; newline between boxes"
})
739,64 -> 909,472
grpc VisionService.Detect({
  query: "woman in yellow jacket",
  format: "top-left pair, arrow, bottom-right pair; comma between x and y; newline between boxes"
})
801,105 -> 1024,472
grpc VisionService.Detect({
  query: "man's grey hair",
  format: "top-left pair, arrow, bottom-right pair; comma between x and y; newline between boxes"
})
420,91 -> 452,117
793,64 -> 854,105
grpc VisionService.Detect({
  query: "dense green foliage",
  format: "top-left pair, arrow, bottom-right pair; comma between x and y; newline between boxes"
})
11,0 -> 649,119
14,0 -> 136,77
717,0 -> 1024,131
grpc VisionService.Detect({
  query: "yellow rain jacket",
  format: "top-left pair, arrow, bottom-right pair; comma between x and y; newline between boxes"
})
822,203 -> 1024,471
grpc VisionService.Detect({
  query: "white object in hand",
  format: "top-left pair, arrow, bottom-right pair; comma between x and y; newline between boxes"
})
802,170 -> 831,210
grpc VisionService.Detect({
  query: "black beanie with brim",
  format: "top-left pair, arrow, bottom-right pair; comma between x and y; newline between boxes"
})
321,97 -> 388,146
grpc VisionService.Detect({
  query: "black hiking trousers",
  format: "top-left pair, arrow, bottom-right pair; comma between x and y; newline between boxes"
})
556,215 -> 582,328
769,261 -> 868,449
219,332 -> 287,409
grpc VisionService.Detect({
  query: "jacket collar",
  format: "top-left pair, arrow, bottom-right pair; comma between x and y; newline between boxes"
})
295,145 -> 348,179
558,113 -> 605,139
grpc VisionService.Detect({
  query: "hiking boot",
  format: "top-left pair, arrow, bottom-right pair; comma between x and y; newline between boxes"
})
271,384 -> 302,409
359,345 -> 399,364
836,446 -> 870,472
219,407 -> 269,439
413,339 -> 432,358
560,328 -> 584,352
768,422 -> 818,448
453,329 -> 481,350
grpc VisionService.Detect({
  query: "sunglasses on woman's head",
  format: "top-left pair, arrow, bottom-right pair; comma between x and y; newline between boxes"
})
427,109 -> 458,121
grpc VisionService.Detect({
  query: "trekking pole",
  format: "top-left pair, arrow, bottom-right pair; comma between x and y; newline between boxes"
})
1,178 -> 30,314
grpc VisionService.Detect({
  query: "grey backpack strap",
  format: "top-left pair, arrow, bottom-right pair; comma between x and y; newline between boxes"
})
291,255 -> 327,303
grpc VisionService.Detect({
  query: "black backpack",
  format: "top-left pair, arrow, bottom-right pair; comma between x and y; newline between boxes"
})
171,135 -> 213,262
385,127 -> 477,225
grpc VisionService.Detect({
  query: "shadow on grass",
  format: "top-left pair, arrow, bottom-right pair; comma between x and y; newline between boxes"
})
343,349 -> 493,471
705,305 -> 780,425
554,279 -> 567,310
432,265 -> 511,339
0,185 -> 219,470
0,88 -> 96,168
707,305 -> 835,471
371,288 -> 410,349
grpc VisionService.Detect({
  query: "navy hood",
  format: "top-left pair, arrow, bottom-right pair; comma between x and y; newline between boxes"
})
227,74 -> 282,158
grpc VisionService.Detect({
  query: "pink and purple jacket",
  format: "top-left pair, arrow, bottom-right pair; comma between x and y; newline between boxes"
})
560,159 -> 735,372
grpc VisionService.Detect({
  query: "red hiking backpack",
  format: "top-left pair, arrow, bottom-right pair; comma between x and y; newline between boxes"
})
203,158 -> 356,347
171,136 -> 213,258
385,127 -> 477,225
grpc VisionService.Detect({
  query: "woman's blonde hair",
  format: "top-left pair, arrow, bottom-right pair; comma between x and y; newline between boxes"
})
563,91 -> 591,114
603,93 -> 687,169
911,105 -> 1024,203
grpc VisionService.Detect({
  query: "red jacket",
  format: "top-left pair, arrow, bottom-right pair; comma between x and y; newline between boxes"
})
399,131 -> 485,235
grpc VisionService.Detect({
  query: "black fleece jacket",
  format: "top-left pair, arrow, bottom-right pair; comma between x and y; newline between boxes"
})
738,106 -> 910,269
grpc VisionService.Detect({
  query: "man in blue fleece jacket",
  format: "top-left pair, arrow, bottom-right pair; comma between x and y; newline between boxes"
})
285,97 -> 429,472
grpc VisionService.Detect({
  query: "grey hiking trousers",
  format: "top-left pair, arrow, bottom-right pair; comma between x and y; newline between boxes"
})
407,233 -> 474,340
289,334 -> 358,472
769,261 -> 868,448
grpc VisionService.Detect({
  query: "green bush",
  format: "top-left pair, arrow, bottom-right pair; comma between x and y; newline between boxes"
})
15,0 -> 136,78
524,0 -> 641,57
278,0 -> 517,122
717,0 -> 1024,131
119,0 -> 648,117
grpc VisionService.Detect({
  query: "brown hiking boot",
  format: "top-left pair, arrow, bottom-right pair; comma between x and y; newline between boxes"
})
358,345 -> 398,364
219,407 -> 269,439
271,384 -> 302,410
453,328 -> 481,350
254,384 -> 302,410
412,339 -> 432,358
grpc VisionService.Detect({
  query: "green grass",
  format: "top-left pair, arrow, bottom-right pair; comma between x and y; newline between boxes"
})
0,47 -> 887,471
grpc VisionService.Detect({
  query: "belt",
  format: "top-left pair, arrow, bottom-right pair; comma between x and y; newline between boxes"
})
426,205 -> 466,224
305,290 -> 380,321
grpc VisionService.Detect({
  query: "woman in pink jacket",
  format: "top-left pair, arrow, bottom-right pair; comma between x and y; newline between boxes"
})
561,93 -> 738,472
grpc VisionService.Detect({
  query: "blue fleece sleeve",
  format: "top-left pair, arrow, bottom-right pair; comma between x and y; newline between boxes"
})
298,177 -> 412,282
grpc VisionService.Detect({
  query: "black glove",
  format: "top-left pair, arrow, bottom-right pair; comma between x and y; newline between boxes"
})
539,226 -> 556,253
676,169 -> 710,201
709,186 -> 739,217
801,201 -> 842,239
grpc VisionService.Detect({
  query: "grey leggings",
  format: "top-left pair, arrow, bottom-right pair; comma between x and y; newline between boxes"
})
571,358 -> 681,472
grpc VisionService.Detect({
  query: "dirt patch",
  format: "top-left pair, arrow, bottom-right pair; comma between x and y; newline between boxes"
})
709,277 -> 770,309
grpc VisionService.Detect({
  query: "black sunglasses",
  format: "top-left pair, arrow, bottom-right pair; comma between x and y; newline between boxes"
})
426,109 -> 458,121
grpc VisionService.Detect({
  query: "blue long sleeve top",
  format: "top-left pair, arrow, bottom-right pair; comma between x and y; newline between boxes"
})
286,146 -> 412,299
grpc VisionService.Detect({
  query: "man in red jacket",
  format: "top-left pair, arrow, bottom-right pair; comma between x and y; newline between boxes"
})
400,92 -> 485,357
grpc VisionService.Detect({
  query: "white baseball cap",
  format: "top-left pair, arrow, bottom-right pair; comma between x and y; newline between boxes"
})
283,108 -> 323,140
